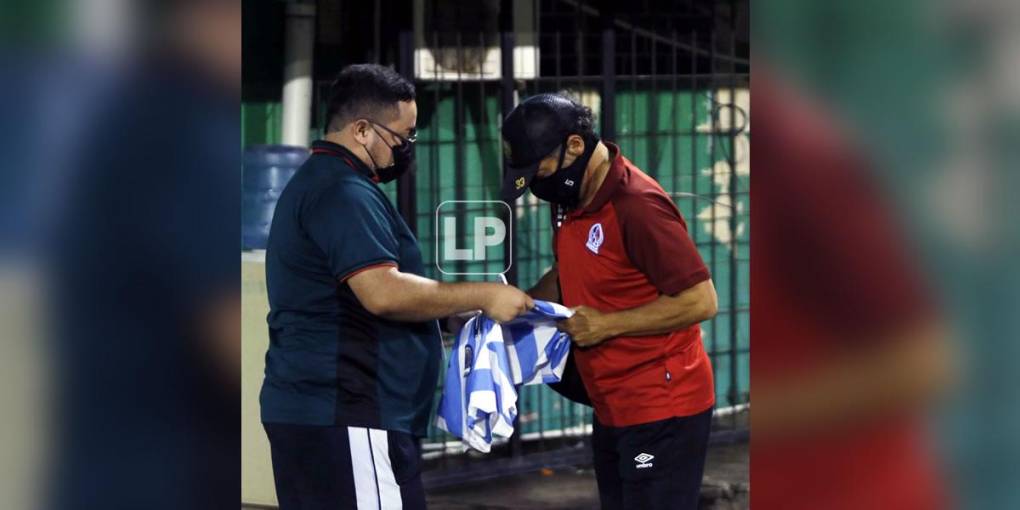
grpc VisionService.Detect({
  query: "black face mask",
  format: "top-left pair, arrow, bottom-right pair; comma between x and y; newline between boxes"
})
529,134 -> 599,209
363,122 -> 417,183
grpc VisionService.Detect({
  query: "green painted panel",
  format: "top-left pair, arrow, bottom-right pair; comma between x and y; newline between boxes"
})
242,102 -> 283,147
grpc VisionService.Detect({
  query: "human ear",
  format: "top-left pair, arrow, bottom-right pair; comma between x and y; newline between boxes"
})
351,119 -> 372,144
566,134 -> 585,157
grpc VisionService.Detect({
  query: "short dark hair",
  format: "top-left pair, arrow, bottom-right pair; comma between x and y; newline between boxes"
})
560,93 -> 597,138
325,64 -> 416,133
547,92 -> 597,156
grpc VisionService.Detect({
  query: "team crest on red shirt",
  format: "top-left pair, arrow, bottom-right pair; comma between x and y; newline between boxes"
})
586,223 -> 604,254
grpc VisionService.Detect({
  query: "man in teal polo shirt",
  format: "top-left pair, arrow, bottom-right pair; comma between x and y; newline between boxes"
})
261,64 -> 532,510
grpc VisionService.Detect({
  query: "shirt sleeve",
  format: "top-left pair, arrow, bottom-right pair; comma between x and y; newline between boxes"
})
616,191 -> 710,295
302,183 -> 400,281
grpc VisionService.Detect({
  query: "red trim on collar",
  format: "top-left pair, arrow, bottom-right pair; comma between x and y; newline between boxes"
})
310,148 -> 381,183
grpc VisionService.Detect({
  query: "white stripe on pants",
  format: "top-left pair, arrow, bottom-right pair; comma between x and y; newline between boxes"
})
347,427 -> 403,510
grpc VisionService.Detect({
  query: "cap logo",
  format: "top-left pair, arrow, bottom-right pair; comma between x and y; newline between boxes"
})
514,177 -> 526,190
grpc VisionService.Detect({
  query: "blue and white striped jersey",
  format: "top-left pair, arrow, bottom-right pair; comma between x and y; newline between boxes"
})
436,300 -> 574,452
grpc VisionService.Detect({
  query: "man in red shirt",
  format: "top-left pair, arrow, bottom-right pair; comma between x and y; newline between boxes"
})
500,94 -> 719,510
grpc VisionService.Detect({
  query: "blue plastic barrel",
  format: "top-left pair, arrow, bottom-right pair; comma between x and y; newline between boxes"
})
242,145 -> 308,250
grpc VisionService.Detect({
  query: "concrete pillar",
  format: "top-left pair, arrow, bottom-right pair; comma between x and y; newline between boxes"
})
281,1 -> 316,147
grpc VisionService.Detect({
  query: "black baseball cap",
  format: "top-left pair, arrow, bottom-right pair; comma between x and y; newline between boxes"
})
500,94 -> 580,202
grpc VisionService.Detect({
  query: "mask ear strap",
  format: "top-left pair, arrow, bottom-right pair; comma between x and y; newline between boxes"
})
370,125 -> 396,149
551,140 -> 571,219
555,139 -> 569,172
361,142 -> 381,172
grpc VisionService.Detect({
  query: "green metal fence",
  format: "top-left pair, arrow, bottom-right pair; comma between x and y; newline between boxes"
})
403,84 -> 749,448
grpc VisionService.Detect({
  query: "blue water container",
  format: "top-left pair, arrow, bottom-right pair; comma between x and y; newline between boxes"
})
242,145 -> 308,250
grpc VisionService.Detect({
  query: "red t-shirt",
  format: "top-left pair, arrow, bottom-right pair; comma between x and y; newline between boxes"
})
555,143 -> 715,427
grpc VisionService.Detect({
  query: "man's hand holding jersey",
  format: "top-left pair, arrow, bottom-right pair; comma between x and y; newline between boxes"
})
556,306 -> 613,347
558,279 -> 718,348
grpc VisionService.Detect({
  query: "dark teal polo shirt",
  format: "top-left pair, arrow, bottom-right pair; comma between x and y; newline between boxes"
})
260,140 -> 442,437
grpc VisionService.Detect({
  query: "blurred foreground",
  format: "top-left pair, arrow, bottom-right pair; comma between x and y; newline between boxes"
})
753,1 -> 1020,509
0,1 -> 240,509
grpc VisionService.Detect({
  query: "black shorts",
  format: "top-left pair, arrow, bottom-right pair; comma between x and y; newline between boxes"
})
264,423 -> 425,510
592,408 -> 714,510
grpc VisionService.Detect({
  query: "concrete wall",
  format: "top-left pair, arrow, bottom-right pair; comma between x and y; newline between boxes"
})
241,254 -> 276,506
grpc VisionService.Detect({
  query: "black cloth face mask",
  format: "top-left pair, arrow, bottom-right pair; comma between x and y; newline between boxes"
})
363,121 -> 417,183
529,133 -> 599,209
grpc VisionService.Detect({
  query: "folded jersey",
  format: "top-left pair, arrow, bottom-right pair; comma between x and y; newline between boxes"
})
436,300 -> 574,452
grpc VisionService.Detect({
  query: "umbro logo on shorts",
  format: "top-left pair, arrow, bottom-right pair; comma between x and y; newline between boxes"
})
634,452 -> 655,469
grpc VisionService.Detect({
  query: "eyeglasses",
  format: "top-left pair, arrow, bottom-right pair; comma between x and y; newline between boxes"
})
368,120 -> 417,144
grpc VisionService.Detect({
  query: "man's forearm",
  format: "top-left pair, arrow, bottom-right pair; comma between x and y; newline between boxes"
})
603,280 -> 717,337
348,266 -> 532,323
371,272 -> 493,322
527,267 -> 560,302
560,280 -> 717,347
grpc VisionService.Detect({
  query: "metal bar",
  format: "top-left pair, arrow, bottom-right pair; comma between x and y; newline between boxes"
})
708,26 -> 719,382
534,33 -> 542,442
499,3 -> 522,457
575,0 -> 583,76
538,381 -> 545,444
649,27 -> 658,177
527,74 -> 749,89
554,0 -> 749,65
689,30 -> 699,246
630,26 -> 637,157
555,31 -> 562,91
432,30 -> 442,281
500,31 -> 518,288
429,30 -> 445,466
575,25 -> 583,111
455,32 -> 466,276
477,31 -> 490,273
373,0 -> 381,63
554,44 -> 567,427
397,31 -> 417,235
600,29 -> 616,141
530,37 -> 540,288
560,394 -> 567,442
727,0 -> 741,416
526,37 -> 542,451
326,74 -> 748,85
409,127 -> 736,139
671,30 -> 678,210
